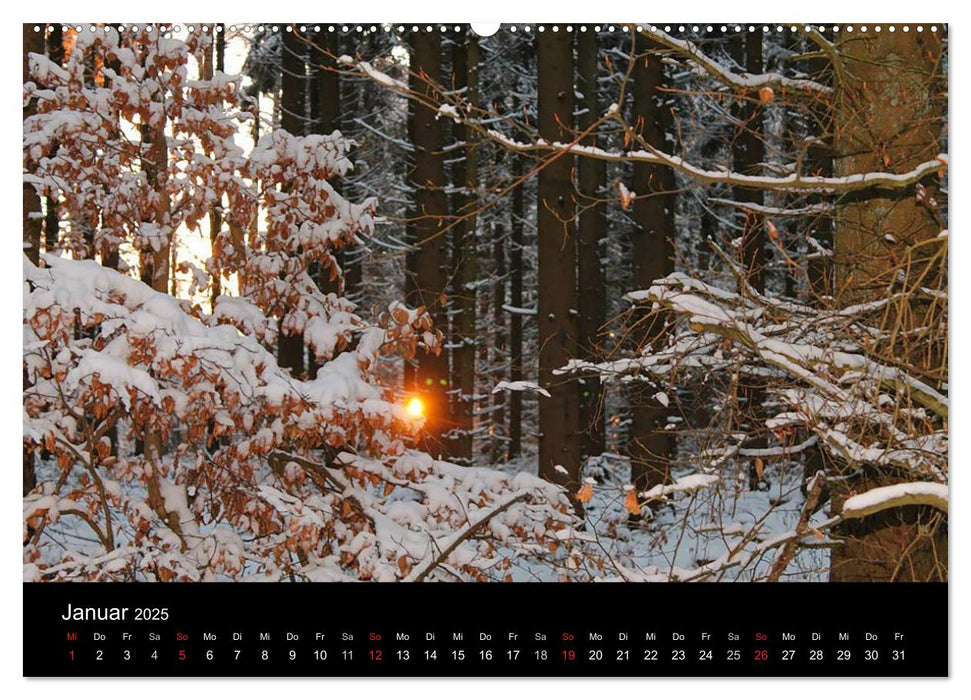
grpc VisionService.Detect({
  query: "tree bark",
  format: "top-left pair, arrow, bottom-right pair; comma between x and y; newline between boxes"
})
403,58 -> 418,396
730,30 -> 768,490
731,31 -> 767,292
448,30 -> 478,464
536,28 -> 579,487
804,32 -> 835,302
337,32 -> 363,305
23,24 -> 44,266
43,24 -> 64,258
492,222 -> 507,461
629,38 -> 675,491
508,156 -> 526,458
829,28 -> 947,582
576,27 -> 606,459
138,126 -> 169,292
407,31 -> 450,455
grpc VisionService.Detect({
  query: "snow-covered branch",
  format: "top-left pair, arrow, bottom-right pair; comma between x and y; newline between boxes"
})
345,59 -> 945,194
639,27 -> 834,97
842,482 -> 948,519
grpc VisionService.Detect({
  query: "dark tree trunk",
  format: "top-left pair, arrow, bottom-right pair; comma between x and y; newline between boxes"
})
403,60 -> 418,395
407,31 -> 450,455
448,30 -> 478,464
137,110 -> 169,293
337,32 -> 363,306
576,27 -> 606,459
23,24 -> 44,266
730,30 -> 767,490
508,156 -> 525,458
829,28 -> 947,583
23,24 -> 44,496
787,30 -> 835,514
277,25 -> 307,377
693,25 -> 722,278
629,38 -> 676,491
731,31 -> 766,292
492,223 -> 507,462
43,24 -> 63,257
805,36 -> 834,302
536,28 -> 579,487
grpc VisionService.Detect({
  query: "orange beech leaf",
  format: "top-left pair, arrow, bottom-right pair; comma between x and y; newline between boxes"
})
624,490 -> 642,517
766,220 -> 780,241
575,482 -> 594,503
759,86 -> 775,104
617,182 -> 634,211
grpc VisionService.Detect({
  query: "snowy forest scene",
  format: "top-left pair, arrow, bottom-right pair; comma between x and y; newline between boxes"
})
22,22 -> 948,584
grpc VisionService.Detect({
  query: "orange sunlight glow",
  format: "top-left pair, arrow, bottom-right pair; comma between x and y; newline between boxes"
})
406,397 -> 425,419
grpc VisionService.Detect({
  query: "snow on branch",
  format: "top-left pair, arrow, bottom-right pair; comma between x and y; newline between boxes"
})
23,251 -> 587,580
343,59 -> 946,195
401,490 -> 530,582
523,141 -> 947,195
492,380 -> 551,398
639,27 -> 834,97
842,482 -> 948,519
566,262 -> 947,492
639,473 -> 720,501
707,197 -> 833,218
643,273 -> 948,421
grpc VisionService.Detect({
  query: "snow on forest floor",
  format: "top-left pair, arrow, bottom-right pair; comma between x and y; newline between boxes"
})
28,423 -> 830,583
492,449 -> 830,583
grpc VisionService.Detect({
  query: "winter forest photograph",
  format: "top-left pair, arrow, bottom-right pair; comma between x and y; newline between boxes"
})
22,22 -> 948,585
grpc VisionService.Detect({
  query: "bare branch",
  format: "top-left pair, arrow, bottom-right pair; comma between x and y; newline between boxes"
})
639,27 -> 834,97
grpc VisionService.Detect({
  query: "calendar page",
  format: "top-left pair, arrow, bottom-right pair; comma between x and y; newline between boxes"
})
21,20 -> 948,678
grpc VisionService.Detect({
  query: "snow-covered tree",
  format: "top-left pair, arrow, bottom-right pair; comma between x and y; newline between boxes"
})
23,26 -> 586,583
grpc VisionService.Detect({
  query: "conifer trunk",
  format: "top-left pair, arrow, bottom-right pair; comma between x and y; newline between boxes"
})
629,38 -> 676,490
448,30 -> 478,464
508,156 -> 525,458
730,30 -> 767,489
536,28 -> 579,486
576,27 -> 606,459
408,31 -> 450,455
